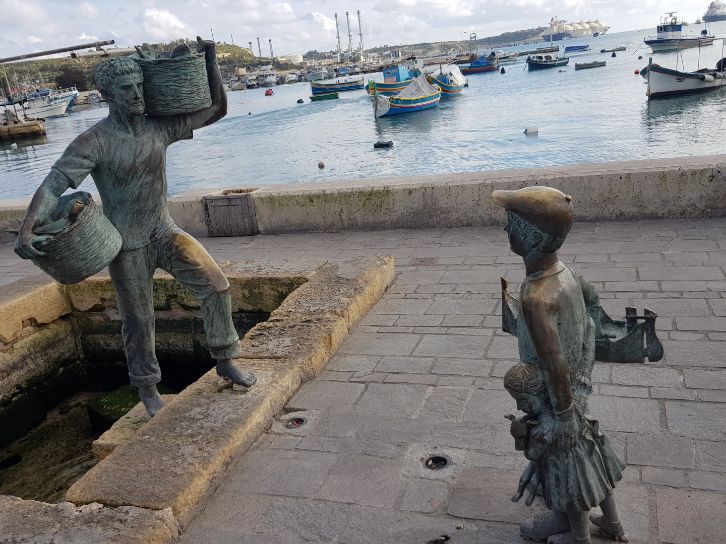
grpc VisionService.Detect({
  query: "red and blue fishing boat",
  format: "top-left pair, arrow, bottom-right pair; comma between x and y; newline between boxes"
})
373,74 -> 441,118
310,76 -> 365,95
365,64 -> 418,96
426,65 -> 467,95
460,55 -> 498,75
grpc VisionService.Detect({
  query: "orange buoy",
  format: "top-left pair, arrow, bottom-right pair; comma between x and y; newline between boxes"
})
634,69 -> 640,75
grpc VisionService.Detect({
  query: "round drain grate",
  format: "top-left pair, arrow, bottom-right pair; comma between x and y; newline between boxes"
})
424,455 -> 449,470
284,417 -> 306,429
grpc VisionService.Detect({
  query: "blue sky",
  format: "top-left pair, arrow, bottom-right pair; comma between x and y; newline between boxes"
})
0,0 -> 716,58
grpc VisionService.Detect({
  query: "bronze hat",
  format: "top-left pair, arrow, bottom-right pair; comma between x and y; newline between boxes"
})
491,186 -> 574,238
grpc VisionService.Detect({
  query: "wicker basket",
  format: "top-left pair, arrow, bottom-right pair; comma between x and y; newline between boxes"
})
133,53 -> 212,116
32,193 -> 122,285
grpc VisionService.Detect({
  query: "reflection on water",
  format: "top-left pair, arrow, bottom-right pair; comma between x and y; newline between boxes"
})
3,26 -> 726,199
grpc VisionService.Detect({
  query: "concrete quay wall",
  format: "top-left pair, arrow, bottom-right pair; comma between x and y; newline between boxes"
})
3,155 -> 725,239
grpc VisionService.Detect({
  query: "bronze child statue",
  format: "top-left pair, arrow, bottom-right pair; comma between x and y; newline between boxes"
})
492,186 -> 627,544
15,39 -> 256,417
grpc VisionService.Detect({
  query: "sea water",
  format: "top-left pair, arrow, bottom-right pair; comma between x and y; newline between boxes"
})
3,26 -> 726,200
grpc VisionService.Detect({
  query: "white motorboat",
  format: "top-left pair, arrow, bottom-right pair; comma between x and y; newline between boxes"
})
645,12 -> 715,52
641,57 -> 726,98
2,87 -> 77,119
306,68 -> 329,82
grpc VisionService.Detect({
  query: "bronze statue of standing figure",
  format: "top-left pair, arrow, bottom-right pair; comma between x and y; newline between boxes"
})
15,39 -> 256,417
493,187 -> 627,544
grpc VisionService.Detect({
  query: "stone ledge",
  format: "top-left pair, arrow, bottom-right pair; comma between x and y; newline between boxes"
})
63,256 -> 395,526
0,496 -> 178,544
0,277 -> 70,344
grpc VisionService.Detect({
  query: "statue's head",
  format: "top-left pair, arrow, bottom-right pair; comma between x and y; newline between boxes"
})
95,58 -> 144,116
491,186 -> 573,259
504,362 -> 547,416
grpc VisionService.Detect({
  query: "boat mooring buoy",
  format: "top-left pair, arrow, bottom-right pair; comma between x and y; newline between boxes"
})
500,67 -> 506,74
297,98 -> 304,103
634,69 -> 640,75
318,161 -> 325,169
611,52 -> 616,57
638,56 -> 643,60
374,140 -> 393,149
524,127 -> 538,136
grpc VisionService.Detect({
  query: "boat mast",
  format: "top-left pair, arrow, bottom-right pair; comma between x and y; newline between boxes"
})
346,11 -> 353,55
269,38 -> 274,60
357,10 -> 364,56
257,37 -> 262,58
335,13 -> 342,61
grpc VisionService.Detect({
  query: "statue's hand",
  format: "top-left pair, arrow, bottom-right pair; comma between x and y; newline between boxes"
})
14,229 -> 48,259
552,407 -> 579,450
512,461 -> 539,505
196,36 -> 217,61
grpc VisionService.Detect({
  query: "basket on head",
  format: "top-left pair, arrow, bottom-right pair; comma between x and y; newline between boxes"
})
31,192 -> 122,284
133,52 -> 212,116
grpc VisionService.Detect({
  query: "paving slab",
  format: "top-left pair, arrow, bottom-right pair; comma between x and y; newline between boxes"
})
656,487 -> 726,543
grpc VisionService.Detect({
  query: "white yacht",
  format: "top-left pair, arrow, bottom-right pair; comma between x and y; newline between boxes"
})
645,13 -> 715,52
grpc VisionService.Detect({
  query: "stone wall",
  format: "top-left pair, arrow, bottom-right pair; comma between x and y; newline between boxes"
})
3,154 -> 726,240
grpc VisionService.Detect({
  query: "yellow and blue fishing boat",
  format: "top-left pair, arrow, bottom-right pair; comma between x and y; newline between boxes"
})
365,64 -> 418,96
426,65 -> 467,96
373,74 -> 441,118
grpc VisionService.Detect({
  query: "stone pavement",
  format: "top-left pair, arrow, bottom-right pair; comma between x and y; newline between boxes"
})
3,218 -> 726,543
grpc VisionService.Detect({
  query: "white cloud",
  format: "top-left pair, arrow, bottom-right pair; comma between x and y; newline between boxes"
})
139,8 -> 188,40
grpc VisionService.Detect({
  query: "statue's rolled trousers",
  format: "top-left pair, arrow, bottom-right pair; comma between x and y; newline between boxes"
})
492,187 -> 627,544
15,39 -> 256,417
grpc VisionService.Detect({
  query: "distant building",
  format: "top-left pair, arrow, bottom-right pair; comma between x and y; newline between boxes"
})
276,54 -> 304,65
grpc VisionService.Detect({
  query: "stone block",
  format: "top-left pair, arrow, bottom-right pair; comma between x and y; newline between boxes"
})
287,380 -> 364,412
656,487 -> 726,543
427,421 -> 496,451
639,266 -> 724,281
688,470 -> 726,492
373,297 -> 433,315
641,466 -> 688,487
92,395 -> 176,460
666,401 -> 726,440
397,314 -> 444,327
611,365 -> 683,388
352,383 -> 428,417
432,358 -> 492,377
376,356 -> 434,374
486,336 -> 518,359
414,333 -> 490,359
447,467 -> 545,523
317,454 -> 402,507
384,373 -> 437,385
598,385 -> 649,398
696,440 -> 726,471
328,354 -> 380,372
664,340 -> 726,368
0,278 -> 70,344
0,496 -> 178,544
677,317 -> 726,332
400,479 -> 450,513
340,332 -> 421,356
650,388 -> 698,400
684,369 -> 726,390
589,396 -> 661,434
417,386 -> 471,421
463,389 -> 519,424
626,434 -> 695,468
424,296 -> 496,315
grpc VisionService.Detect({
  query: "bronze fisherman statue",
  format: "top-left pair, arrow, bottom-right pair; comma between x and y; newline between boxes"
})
493,187 -> 627,544
15,39 -> 256,417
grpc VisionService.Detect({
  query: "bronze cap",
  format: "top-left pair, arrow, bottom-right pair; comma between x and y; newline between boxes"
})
492,186 -> 574,238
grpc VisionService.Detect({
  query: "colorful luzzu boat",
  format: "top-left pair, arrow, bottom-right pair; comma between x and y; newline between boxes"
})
460,55 -> 498,75
373,74 -> 441,118
426,65 -> 467,95
310,77 -> 365,95
365,64 -> 418,96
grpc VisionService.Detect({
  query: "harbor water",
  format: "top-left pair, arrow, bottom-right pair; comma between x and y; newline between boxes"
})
3,26 -> 726,200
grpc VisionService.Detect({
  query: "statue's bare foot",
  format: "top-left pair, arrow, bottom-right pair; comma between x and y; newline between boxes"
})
216,359 -> 256,387
521,511 -> 569,541
138,385 -> 165,417
589,514 -> 628,542
547,532 -> 591,544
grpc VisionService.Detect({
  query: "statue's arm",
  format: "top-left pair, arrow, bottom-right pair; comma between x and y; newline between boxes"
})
521,296 -> 578,448
186,37 -> 227,130
15,171 -> 72,258
576,272 -> 600,307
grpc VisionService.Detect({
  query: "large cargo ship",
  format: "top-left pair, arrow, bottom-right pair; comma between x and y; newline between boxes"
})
704,1 -> 726,22
542,18 -> 610,41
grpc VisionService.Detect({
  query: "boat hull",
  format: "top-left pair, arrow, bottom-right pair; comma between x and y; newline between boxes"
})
644,63 -> 726,98
460,64 -> 497,75
310,92 -> 339,102
429,78 -> 464,95
374,92 -> 441,118
366,80 -> 413,96
311,78 -> 364,94
704,14 -> 726,21
646,37 -> 715,51
527,58 -> 569,70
